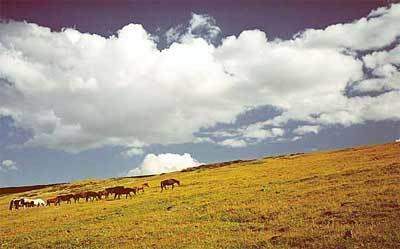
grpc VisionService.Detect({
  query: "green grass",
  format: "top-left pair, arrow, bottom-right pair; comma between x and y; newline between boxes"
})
1,142 -> 399,248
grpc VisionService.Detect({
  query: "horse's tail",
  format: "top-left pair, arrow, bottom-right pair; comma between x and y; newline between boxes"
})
9,200 -> 14,210
160,182 -> 164,192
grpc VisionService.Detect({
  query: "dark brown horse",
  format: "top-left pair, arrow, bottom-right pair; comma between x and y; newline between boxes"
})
57,194 -> 74,204
136,183 -> 150,193
84,191 -> 102,202
46,197 -> 60,206
160,179 -> 180,192
98,190 -> 110,199
113,188 -> 136,199
105,186 -> 124,193
73,193 -> 86,203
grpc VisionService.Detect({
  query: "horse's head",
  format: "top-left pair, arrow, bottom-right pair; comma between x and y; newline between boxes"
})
176,180 -> 180,186
143,183 -> 150,187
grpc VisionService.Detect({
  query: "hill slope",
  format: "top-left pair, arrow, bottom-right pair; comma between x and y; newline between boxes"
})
1,143 -> 399,248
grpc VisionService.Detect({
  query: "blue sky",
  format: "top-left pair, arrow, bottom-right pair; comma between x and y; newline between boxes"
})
0,1 -> 399,187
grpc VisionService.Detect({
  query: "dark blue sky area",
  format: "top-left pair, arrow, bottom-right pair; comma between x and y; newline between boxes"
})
1,1 -> 388,39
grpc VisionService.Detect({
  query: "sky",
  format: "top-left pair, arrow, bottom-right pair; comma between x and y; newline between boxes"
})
0,0 -> 399,187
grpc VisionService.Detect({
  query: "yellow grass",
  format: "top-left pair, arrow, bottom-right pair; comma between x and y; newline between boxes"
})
1,142 -> 399,248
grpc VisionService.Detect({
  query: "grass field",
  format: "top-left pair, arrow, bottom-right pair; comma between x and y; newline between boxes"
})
1,142 -> 399,248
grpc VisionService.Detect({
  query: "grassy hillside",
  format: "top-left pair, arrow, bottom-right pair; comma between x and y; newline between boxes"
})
1,143 -> 399,248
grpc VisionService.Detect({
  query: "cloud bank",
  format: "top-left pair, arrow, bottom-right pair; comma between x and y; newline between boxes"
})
127,153 -> 201,176
0,4 -> 399,153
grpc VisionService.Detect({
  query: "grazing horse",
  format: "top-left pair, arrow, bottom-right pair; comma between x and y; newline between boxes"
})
56,194 -> 74,204
84,191 -> 102,202
98,190 -> 110,199
73,193 -> 86,203
46,197 -> 60,206
31,199 -> 46,207
105,186 -> 124,196
160,179 -> 180,192
24,201 -> 35,207
9,198 -> 25,210
136,183 -> 150,193
113,188 -> 136,199
22,198 -> 46,207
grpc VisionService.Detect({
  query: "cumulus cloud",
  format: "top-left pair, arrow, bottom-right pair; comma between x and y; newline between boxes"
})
0,4 -> 399,153
0,160 -> 18,172
127,153 -> 201,176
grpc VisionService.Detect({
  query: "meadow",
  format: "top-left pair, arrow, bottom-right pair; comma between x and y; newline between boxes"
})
0,142 -> 399,248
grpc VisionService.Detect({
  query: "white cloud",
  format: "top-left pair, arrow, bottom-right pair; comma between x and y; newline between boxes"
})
0,160 -> 18,172
293,125 -> 321,135
120,147 -> 144,158
127,153 -> 201,176
0,4 -> 399,153
295,3 -> 400,50
218,138 -> 248,148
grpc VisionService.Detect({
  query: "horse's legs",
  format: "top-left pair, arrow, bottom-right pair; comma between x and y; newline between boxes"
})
172,184 -> 174,189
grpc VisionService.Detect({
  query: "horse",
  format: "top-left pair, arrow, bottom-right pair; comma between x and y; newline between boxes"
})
24,200 -> 35,207
160,179 -> 180,192
98,190 -> 110,199
46,197 -> 60,206
113,188 -> 136,199
84,191 -> 102,202
22,198 -> 46,207
136,183 -> 150,193
31,199 -> 46,207
56,194 -> 74,204
72,193 -> 86,203
105,186 -> 124,195
9,198 -> 25,210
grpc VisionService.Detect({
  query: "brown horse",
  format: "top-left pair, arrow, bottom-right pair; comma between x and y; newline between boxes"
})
46,197 -> 60,206
98,190 -> 110,199
136,183 -> 150,193
57,194 -> 74,204
160,179 -> 180,192
73,193 -> 86,203
105,186 -> 124,194
113,188 -> 136,199
84,191 -> 102,202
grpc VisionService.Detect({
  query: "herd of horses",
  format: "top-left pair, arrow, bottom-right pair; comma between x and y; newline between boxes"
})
9,178 -> 180,210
